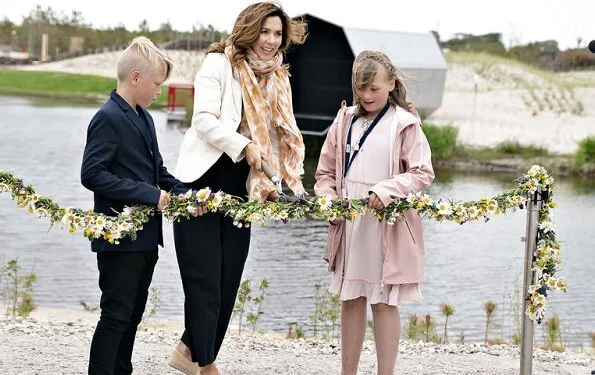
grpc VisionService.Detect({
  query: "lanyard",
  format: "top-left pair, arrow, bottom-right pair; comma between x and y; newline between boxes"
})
343,101 -> 390,177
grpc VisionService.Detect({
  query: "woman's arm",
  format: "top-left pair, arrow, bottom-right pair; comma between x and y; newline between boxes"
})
190,53 -> 251,162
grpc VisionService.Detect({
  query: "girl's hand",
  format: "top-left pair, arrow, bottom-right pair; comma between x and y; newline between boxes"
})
329,218 -> 343,226
368,192 -> 384,209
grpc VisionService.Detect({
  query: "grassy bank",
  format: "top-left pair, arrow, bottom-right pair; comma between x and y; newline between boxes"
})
0,69 -> 167,106
423,123 -> 595,177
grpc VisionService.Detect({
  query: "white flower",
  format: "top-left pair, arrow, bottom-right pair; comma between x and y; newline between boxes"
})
182,189 -> 193,199
279,211 -> 288,220
211,193 -> 223,208
468,206 -> 479,218
531,293 -> 546,306
196,188 -> 211,203
538,220 -> 553,232
420,194 -> 433,206
406,193 -> 417,204
528,164 -> 542,177
186,205 -> 198,215
453,205 -> 466,217
317,195 -> 333,211
436,201 -> 452,216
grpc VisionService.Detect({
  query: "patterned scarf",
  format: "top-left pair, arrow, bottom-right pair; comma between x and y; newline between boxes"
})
231,47 -> 305,201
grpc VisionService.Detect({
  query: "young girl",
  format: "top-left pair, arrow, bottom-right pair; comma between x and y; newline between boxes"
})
314,50 -> 434,375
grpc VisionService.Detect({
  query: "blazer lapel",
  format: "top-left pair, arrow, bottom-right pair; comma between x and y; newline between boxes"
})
124,110 -> 154,158
110,91 -> 154,158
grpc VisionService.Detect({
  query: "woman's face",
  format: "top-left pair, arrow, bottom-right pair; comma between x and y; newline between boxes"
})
252,16 -> 283,60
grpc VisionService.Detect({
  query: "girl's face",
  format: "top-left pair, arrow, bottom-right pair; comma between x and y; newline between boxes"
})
252,16 -> 283,61
355,65 -> 395,118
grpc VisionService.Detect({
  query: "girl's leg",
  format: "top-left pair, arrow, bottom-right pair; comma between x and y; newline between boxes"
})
371,303 -> 401,375
341,297 -> 367,375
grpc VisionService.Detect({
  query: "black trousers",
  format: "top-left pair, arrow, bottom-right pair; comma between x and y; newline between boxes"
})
173,155 -> 251,366
88,250 -> 158,375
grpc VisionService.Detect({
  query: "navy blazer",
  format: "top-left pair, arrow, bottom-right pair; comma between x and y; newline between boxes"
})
81,90 -> 186,252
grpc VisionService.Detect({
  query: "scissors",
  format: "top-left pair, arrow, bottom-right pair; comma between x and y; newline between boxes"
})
261,160 -> 312,204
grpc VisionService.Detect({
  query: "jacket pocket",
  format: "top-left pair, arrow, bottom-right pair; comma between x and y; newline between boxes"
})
404,218 -> 416,244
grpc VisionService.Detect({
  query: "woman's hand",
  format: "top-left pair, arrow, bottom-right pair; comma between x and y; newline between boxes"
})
244,143 -> 262,171
368,192 -> 384,209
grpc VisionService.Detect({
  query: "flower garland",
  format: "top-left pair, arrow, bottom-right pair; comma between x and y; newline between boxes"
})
0,165 -> 565,322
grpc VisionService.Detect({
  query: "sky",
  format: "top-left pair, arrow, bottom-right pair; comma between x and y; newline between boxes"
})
2,0 -> 594,50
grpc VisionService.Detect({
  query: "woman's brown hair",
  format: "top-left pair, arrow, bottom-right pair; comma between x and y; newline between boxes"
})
206,1 -> 307,67
352,50 -> 414,116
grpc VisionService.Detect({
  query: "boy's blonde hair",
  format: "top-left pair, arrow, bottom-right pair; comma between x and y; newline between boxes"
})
352,50 -> 414,116
116,36 -> 173,82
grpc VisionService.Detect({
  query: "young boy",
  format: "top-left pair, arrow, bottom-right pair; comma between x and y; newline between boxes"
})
81,36 -> 185,375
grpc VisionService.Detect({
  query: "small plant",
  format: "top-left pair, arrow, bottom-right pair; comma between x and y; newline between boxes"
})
309,282 -> 341,340
141,286 -> 160,327
483,300 -> 498,344
233,278 -> 270,336
539,314 -> 565,352
0,258 -> 37,318
286,322 -> 305,339
233,279 -> 252,335
404,314 -> 421,340
510,276 -> 522,345
419,314 -> 440,343
439,303 -> 455,344
247,279 -> 270,335
457,331 -> 465,344
79,300 -> 98,313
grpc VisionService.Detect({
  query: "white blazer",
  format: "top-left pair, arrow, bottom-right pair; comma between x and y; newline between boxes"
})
174,53 -> 251,183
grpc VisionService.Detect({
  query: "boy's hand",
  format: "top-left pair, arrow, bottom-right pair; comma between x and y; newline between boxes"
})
368,192 -> 384,209
157,190 -> 171,211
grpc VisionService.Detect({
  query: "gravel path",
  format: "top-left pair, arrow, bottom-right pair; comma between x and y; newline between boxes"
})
0,309 -> 592,375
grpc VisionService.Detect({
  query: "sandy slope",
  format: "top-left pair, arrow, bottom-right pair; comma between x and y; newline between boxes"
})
12,51 -> 595,154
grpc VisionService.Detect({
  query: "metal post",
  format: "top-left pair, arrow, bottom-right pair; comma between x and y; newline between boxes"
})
520,188 -> 543,375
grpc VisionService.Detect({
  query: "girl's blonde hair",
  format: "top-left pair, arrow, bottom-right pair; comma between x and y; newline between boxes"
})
206,1 -> 307,67
116,36 -> 173,82
352,50 -> 414,116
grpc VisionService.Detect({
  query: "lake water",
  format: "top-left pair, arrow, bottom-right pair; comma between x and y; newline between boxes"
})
0,95 -> 593,347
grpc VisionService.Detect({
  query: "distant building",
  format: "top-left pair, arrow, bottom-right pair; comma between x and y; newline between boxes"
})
287,14 -> 447,135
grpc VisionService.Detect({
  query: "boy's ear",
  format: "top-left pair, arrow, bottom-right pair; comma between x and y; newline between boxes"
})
130,70 -> 141,85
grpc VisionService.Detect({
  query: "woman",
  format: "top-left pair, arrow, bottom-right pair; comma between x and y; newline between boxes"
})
170,3 -> 307,374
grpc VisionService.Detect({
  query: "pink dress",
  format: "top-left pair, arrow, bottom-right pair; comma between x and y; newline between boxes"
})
328,107 -> 421,306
